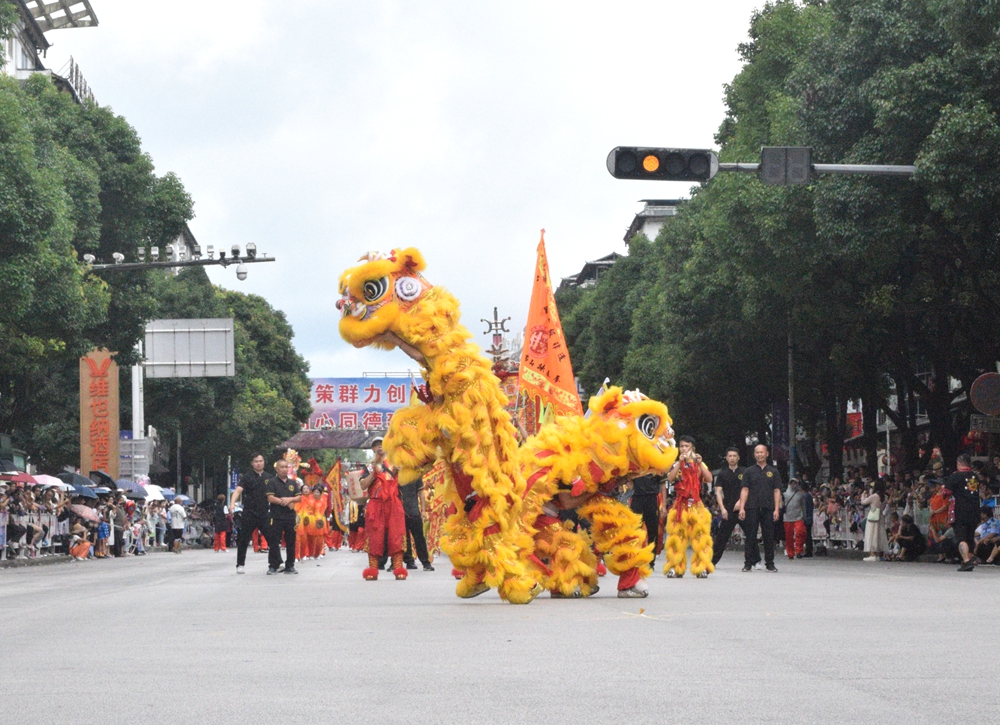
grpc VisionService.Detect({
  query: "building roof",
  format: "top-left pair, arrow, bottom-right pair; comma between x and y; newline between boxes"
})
13,0 -> 50,52
559,251 -> 622,289
279,428 -> 387,451
22,0 -> 98,32
624,198 -> 683,243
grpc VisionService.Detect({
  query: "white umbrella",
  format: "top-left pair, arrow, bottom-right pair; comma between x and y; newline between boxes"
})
144,484 -> 166,501
34,474 -> 74,491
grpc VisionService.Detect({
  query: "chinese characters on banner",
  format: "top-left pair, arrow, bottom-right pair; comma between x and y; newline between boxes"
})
517,231 -> 583,435
80,349 -> 119,479
307,377 -> 420,430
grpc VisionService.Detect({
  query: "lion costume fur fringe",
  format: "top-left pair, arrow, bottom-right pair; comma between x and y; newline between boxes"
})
518,387 -> 678,595
338,248 -> 538,603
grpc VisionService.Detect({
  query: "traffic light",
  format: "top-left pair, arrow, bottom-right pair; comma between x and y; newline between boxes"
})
760,146 -> 812,185
606,147 -> 719,182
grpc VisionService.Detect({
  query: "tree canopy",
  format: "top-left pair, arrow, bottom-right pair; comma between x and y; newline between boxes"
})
558,0 -> 1000,474
0,36 -> 311,480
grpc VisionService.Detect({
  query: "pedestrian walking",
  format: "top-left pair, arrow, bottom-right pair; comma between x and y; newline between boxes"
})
231,453 -> 270,573
265,458 -> 301,575
711,447 -> 745,565
737,443 -> 782,572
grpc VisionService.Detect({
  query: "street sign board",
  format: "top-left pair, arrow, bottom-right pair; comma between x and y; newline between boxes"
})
144,318 -> 235,378
971,373 -> 1000,416
970,414 -> 1000,434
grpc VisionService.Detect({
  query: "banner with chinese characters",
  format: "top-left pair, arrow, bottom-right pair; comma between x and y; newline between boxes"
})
80,349 -> 120,478
307,378 -> 420,430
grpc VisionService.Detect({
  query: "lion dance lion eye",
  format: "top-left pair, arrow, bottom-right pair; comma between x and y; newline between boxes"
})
363,276 -> 389,302
636,414 -> 659,439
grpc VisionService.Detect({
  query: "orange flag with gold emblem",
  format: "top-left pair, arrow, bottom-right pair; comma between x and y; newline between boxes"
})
518,230 -> 583,434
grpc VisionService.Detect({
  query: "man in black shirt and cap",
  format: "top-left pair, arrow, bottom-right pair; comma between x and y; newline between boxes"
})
738,443 -> 782,572
947,453 -> 981,572
630,473 -> 665,567
265,458 -> 302,575
230,453 -> 270,574
712,447 -> 745,565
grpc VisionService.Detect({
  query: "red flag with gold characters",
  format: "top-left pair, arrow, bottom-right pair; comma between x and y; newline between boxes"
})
517,230 -> 583,434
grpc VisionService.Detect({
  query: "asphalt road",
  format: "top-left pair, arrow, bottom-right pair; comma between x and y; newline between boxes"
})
1,547 -> 995,724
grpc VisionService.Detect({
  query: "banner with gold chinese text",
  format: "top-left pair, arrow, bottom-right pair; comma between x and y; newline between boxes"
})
80,349 -> 119,479
517,231 -> 582,435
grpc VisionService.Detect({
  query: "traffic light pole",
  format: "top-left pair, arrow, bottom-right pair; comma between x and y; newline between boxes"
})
718,162 -> 915,177
87,255 -> 275,271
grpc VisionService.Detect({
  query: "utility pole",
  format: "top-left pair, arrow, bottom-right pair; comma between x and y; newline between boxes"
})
788,312 -> 796,481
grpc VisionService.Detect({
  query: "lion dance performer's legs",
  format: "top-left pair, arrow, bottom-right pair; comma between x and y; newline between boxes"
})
664,504 -> 714,578
577,496 -> 653,596
363,498 -> 407,580
530,518 -> 599,597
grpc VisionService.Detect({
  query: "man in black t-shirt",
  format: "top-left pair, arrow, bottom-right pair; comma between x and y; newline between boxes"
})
230,453 -> 270,573
947,454 -> 980,572
630,474 -> 664,566
737,443 -> 782,572
265,459 -> 302,575
711,447 -> 746,565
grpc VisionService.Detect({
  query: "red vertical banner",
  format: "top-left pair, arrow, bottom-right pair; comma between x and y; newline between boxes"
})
517,230 -> 582,435
80,349 -> 120,479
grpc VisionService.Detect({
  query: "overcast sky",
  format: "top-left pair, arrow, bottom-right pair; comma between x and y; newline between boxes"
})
43,1 -> 764,377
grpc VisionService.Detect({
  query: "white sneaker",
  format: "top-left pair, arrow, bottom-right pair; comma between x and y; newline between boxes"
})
863,556 -> 877,562
753,562 -> 763,571
236,566 -> 245,574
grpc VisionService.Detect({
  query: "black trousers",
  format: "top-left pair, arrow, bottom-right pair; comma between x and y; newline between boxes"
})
712,512 -> 746,565
630,493 -> 660,560
266,516 -> 296,570
112,528 -> 124,557
743,507 -> 776,567
804,522 -> 814,557
236,510 -> 268,567
403,514 -> 431,566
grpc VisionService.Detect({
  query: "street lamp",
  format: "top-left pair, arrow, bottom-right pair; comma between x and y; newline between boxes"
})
83,253 -> 95,264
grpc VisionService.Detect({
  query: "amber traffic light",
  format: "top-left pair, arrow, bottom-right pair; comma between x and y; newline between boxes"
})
607,147 -> 719,182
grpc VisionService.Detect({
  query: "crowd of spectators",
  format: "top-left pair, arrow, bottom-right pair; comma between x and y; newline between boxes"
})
1,479 -> 214,562
688,454 -> 1000,566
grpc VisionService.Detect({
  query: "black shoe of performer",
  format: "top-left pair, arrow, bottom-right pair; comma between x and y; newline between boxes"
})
766,564 -> 778,572
284,567 -> 298,574
423,564 -> 435,572
406,561 -> 418,570
742,565 -> 752,572
266,568 -> 277,575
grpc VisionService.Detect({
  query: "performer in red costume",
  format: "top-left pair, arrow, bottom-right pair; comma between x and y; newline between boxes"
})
360,437 -> 407,581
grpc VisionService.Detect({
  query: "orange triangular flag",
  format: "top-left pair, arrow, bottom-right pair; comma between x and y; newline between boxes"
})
518,230 -> 583,434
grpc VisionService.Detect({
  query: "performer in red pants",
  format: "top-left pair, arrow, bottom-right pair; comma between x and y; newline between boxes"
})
360,437 -> 407,581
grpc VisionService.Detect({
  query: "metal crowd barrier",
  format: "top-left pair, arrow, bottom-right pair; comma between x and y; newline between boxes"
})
1,511 -> 64,560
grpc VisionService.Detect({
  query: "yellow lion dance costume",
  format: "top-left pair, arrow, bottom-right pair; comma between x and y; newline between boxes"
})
338,248 -> 539,604
518,387 -> 678,598
663,443 -> 714,578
